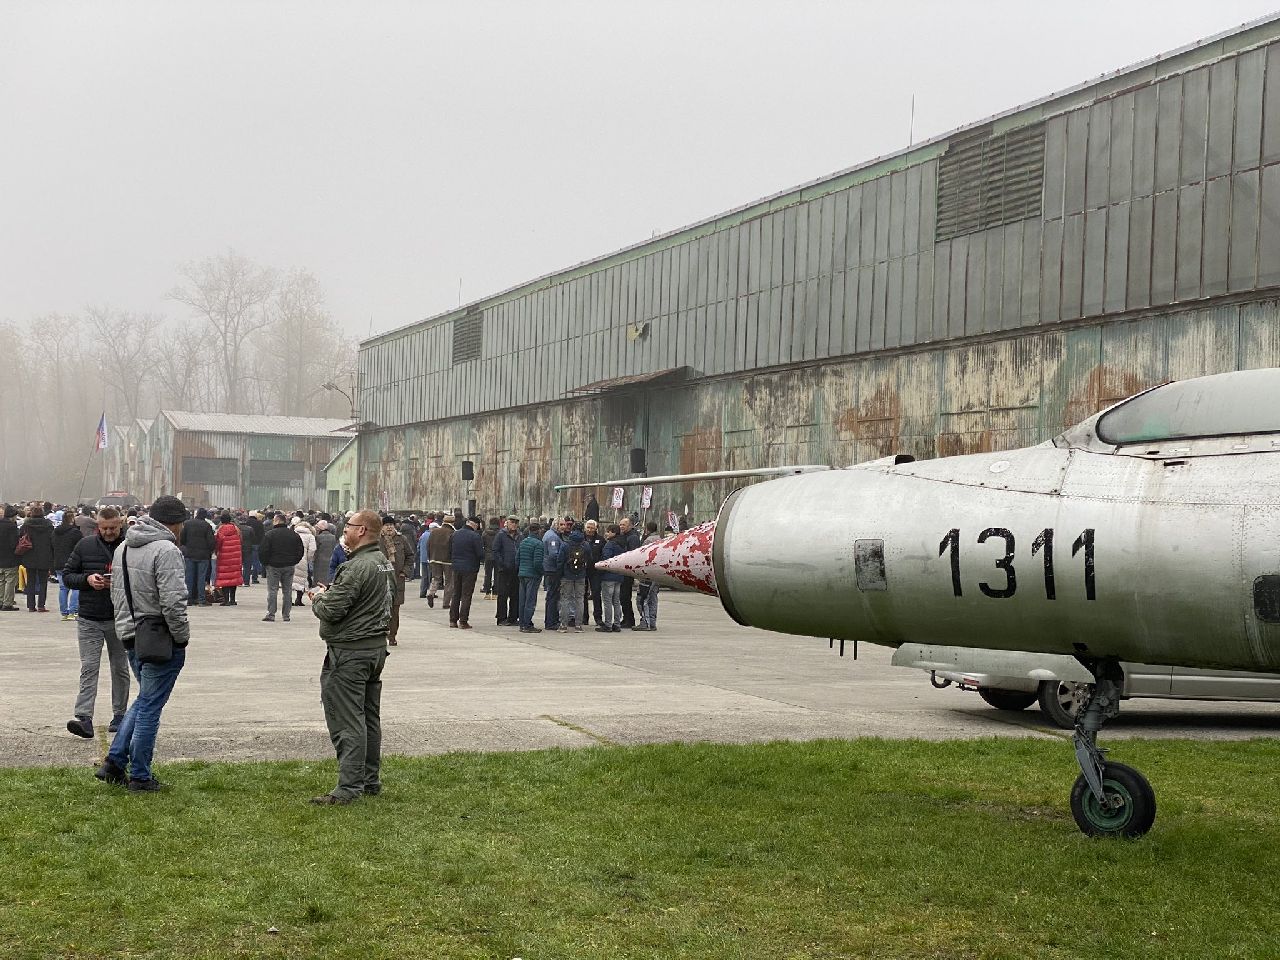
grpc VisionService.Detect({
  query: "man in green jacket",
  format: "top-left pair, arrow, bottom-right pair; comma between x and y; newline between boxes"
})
307,509 -> 395,805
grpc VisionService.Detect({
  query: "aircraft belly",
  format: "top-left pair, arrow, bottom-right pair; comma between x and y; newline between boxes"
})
717,468 -> 1263,672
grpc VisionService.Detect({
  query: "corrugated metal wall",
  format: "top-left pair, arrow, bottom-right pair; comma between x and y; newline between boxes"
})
360,32 -> 1280,431
131,421 -> 347,511
361,297 -> 1280,519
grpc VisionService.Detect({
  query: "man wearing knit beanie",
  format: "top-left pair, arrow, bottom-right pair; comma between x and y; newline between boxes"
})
96,495 -> 191,792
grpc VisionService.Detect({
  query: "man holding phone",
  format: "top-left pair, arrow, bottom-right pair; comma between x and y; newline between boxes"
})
307,509 -> 395,805
61,507 -> 130,739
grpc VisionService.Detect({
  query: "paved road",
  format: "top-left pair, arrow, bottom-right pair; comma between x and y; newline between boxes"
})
3,586 -> 1279,769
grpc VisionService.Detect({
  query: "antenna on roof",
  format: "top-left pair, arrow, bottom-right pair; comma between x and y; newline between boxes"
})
909,93 -> 916,146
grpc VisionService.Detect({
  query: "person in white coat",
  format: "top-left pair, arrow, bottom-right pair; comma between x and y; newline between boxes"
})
291,519 -> 316,607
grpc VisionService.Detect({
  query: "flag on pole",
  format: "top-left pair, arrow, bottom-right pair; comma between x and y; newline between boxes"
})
95,413 -> 109,451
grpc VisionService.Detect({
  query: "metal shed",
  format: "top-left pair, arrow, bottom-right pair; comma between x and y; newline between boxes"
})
113,412 -> 354,511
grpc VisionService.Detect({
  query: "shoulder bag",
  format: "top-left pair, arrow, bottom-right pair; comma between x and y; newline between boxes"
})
121,546 -> 175,664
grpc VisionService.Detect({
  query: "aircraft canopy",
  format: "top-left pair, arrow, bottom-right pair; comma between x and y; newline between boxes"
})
1098,368 -> 1280,445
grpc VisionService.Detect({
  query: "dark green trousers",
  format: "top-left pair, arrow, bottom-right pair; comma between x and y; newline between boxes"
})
320,645 -> 388,800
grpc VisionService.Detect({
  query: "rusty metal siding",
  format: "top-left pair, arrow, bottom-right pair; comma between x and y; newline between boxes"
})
360,297 -> 1280,520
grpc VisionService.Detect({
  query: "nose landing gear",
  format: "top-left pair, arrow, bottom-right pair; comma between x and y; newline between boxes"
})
1069,658 -> 1157,838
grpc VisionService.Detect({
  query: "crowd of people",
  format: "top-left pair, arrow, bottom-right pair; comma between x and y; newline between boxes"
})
405,509 -> 669,635
0,494 -> 676,802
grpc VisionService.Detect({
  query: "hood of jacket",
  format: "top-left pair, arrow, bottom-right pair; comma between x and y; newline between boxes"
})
127,515 -> 178,548
22,515 -> 53,532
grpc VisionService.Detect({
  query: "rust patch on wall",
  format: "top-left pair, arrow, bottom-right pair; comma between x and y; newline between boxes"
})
1064,364 -> 1152,428
936,429 -> 994,458
679,425 -> 724,476
833,383 -> 903,447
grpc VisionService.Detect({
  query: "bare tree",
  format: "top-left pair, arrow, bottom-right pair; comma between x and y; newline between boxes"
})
85,305 -> 161,422
168,250 -> 276,413
249,269 -> 360,418
151,323 -> 209,413
0,315 -> 107,501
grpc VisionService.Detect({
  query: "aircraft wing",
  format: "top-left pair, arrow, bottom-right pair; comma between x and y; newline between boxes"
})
555,465 -> 832,491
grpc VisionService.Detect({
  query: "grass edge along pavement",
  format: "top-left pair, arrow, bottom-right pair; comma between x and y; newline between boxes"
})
2,737 -> 1279,960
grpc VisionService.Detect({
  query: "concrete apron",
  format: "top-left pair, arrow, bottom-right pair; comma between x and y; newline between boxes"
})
3,591 -> 1279,769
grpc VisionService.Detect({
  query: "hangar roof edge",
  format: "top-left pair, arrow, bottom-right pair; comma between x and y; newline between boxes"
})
360,13 -> 1280,351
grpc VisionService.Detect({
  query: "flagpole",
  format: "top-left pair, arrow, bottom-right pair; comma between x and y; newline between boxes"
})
75,444 -> 96,506
77,413 -> 106,506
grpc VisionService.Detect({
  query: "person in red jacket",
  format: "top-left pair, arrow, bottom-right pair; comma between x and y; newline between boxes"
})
213,514 -> 244,606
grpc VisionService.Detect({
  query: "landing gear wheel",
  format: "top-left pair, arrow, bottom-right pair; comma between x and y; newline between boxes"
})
978,687 -> 1038,711
1070,762 -> 1156,838
1039,680 -> 1093,729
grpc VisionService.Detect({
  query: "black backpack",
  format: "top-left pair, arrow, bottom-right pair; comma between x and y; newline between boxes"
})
565,542 -> 589,575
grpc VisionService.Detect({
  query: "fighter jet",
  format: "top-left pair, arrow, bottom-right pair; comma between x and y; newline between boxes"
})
568,367 -> 1280,838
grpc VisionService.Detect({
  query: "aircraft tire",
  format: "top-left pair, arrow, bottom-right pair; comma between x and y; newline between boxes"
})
1070,762 -> 1157,838
1038,680 -> 1093,729
977,687 -> 1038,712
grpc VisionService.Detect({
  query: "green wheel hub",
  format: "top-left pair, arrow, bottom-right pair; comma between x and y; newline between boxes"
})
1070,762 -> 1157,838
1079,778 -> 1135,832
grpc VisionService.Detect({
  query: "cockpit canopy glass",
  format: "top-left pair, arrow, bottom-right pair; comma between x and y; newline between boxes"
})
1096,368 -> 1280,445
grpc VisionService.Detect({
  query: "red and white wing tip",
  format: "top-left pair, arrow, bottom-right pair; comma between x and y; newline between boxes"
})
593,521 -> 718,596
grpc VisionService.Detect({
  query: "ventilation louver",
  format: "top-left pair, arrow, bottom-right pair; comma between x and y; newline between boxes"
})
452,311 -> 483,364
935,123 -> 1045,242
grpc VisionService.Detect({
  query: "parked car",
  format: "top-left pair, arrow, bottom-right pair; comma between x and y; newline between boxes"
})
892,643 -> 1280,729
96,491 -> 141,511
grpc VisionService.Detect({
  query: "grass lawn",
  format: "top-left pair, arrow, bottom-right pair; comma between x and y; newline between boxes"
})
2,738 -> 1279,959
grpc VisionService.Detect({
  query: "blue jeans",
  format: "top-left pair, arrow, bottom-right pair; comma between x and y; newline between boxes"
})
108,646 -> 186,782
640,583 -> 660,628
251,545 -> 263,579
184,559 -> 210,604
543,573 -> 561,630
57,571 -> 79,616
519,575 -> 541,628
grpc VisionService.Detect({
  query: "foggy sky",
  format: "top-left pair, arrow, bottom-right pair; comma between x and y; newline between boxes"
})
3,0 -> 1276,342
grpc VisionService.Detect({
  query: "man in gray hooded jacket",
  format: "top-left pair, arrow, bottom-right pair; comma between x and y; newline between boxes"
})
95,496 -> 191,792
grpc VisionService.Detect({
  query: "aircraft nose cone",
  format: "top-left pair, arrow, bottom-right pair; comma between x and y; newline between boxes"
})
593,520 -> 718,596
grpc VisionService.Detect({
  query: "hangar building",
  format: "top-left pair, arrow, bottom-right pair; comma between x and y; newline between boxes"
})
357,16 -> 1280,521
104,412 -> 353,511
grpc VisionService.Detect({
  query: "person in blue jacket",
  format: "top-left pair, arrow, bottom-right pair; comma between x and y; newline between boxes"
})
557,527 -> 589,632
328,541 -> 347,583
417,524 -> 432,598
541,517 -> 566,631
516,523 -> 545,633
596,524 -> 625,633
